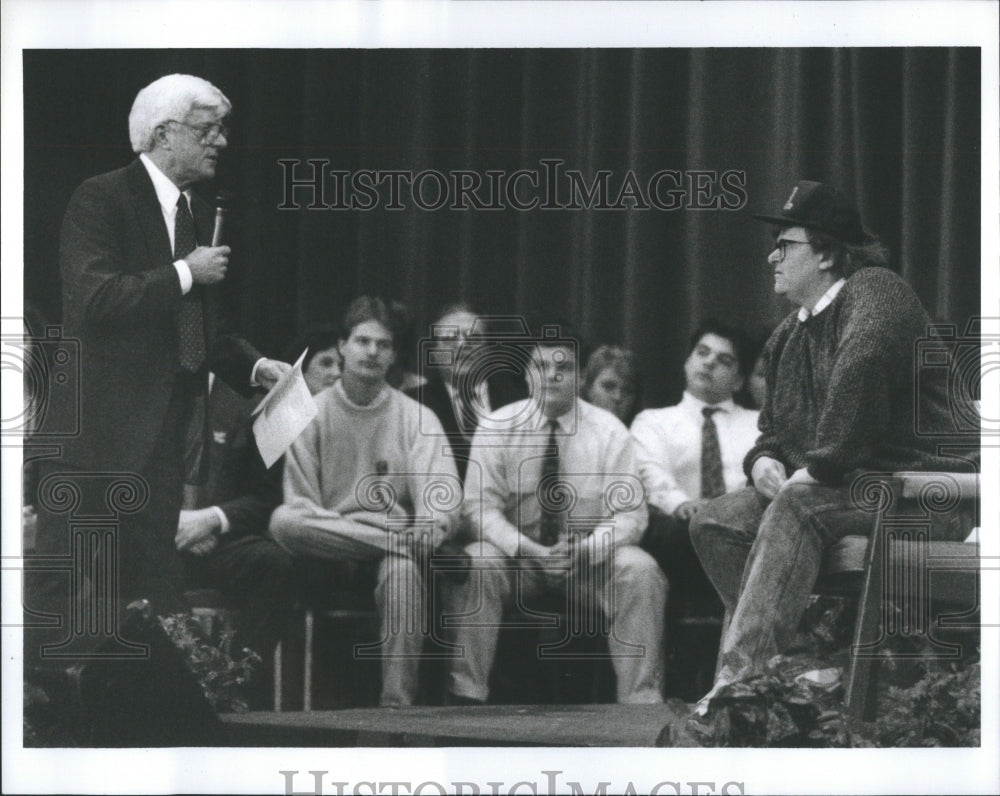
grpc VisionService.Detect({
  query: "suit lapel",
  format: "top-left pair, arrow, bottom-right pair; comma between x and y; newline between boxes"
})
125,159 -> 173,269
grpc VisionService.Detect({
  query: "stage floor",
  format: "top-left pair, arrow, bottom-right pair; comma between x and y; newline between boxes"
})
222,701 -> 694,747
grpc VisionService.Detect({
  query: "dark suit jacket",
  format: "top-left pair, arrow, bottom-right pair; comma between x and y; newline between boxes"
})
197,380 -> 282,535
407,371 -> 527,481
53,158 -> 261,473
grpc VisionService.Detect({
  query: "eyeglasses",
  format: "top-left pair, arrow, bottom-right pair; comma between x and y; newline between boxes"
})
773,238 -> 811,262
166,119 -> 230,145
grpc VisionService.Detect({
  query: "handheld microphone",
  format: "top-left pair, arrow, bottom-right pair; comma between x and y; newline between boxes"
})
211,205 -> 227,247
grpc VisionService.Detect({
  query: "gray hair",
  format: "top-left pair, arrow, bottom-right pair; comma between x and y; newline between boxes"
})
128,74 -> 231,153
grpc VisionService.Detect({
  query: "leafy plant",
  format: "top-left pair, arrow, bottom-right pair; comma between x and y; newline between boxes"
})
158,612 -> 262,713
858,660 -> 981,747
679,594 -> 980,748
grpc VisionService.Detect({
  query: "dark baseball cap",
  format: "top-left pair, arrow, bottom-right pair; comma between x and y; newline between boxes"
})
753,180 -> 867,244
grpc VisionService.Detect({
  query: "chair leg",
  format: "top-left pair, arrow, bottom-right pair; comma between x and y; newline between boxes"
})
273,641 -> 283,712
303,609 -> 314,712
845,518 -> 887,723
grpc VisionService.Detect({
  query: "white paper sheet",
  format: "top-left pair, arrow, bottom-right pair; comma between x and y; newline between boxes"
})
251,348 -> 317,467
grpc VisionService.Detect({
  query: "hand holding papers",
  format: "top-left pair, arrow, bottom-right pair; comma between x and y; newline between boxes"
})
251,349 -> 317,467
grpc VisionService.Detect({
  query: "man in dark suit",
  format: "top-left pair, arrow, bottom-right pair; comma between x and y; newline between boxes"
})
27,74 -> 288,667
407,303 -> 527,481
178,378 -> 294,661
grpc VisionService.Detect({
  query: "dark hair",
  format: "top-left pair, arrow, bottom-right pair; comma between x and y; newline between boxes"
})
805,228 -> 890,278
582,345 -> 644,422
282,324 -> 341,373
339,296 -> 399,349
688,319 -> 752,378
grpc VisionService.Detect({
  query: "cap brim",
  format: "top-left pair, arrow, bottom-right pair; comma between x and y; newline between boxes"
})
752,213 -> 799,227
752,213 -> 870,244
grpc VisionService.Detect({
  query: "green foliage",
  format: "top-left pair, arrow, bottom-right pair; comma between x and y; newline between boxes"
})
158,612 -> 262,714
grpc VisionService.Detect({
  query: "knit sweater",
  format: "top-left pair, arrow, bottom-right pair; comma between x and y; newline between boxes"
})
281,382 -> 460,535
744,266 -> 970,484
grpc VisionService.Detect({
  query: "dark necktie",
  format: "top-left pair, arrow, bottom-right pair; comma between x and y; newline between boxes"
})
701,406 -> 727,499
175,194 -> 206,372
538,419 -> 563,546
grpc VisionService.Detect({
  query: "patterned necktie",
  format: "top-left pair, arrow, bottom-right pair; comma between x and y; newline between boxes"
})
701,406 -> 727,499
538,419 -> 563,546
175,194 -> 206,372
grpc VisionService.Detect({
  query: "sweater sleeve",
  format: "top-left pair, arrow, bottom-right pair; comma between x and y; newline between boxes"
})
805,270 -> 916,483
743,324 -> 788,480
270,413 -> 348,526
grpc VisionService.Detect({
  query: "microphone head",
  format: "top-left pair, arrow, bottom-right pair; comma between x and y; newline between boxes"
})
214,191 -> 234,210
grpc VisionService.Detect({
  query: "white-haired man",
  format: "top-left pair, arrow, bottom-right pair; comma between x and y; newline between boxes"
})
28,75 -> 288,670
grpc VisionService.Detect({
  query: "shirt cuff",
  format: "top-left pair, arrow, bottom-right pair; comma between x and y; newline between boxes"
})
173,260 -> 193,294
249,358 -> 267,387
209,506 -> 230,535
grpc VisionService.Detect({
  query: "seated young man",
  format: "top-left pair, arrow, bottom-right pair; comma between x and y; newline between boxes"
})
630,320 -> 759,616
443,324 -> 666,705
269,297 -> 460,707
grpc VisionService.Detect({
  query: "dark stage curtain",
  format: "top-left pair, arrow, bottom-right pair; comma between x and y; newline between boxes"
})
23,48 -> 980,407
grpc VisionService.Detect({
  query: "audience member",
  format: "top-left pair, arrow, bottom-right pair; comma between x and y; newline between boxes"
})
690,180 -> 971,712
286,324 -> 342,396
582,344 -> 643,427
388,299 -> 427,392
269,297 -> 460,707
177,376 -> 294,664
443,323 -> 665,705
631,320 -> 759,615
407,302 -> 527,480
176,323 -> 345,694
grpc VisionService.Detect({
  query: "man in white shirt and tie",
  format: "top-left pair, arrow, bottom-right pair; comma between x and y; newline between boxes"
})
443,323 -> 666,705
630,321 -> 759,620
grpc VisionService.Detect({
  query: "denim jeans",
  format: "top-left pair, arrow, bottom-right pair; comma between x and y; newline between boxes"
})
689,484 -> 875,685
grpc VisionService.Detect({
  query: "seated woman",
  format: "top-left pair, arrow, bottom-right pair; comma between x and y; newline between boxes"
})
582,344 -> 643,427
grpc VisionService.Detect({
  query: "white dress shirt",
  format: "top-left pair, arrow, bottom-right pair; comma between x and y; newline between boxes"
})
139,152 -> 194,293
630,392 -> 760,515
797,278 -> 846,322
464,398 -> 648,558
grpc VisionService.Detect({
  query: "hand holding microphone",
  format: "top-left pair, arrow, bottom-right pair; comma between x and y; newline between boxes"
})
187,195 -> 231,285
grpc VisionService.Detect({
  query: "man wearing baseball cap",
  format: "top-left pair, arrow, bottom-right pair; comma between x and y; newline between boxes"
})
689,180 -> 972,712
